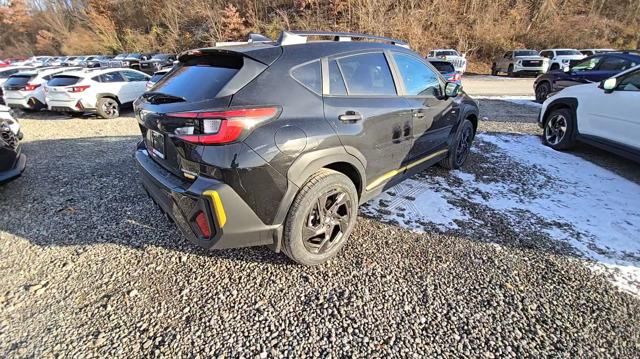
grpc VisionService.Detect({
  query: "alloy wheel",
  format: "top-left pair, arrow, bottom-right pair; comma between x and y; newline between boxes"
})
536,83 -> 549,102
302,188 -> 352,255
544,114 -> 568,145
455,125 -> 473,166
102,100 -> 119,118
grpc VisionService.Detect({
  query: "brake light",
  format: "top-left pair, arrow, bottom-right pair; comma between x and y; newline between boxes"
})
194,211 -> 211,238
168,107 -> 279,145
24,83 -> 41,91
69,85 -> 90,93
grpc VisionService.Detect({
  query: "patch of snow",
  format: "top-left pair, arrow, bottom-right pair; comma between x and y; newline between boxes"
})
365,132 -> 640,296
361,177 -> 470,232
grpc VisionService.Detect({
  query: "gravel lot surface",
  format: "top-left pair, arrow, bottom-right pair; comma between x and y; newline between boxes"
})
1,102 -> 639,358
463,75 -> 536,97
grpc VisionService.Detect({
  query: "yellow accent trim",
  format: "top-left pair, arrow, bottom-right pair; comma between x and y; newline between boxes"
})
203,190 -> 227,228
365,149 -> 449,191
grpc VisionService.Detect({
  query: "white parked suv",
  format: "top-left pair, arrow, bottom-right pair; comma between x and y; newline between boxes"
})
3,67 -> 80,111
538,65 -> 640,162
45,68 -> 150,118
539,49 -> 586,71
0,66 -> 35,104
426,49 -> 467,73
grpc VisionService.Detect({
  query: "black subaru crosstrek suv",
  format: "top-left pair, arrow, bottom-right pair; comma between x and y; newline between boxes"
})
134,31 -> 479,265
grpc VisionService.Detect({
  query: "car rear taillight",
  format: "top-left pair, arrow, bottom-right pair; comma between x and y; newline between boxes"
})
24,83 -> 41,91
69,85 -> 90,93
168,107 -> 279,145
194,211 -> 211,238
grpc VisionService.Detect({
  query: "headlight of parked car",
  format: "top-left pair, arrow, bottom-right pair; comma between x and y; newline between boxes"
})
122,61 -> 129,66
561,59 -> 570,63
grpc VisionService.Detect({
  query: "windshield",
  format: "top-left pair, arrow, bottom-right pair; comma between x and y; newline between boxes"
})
152,54 -> 169,60
150,72 -> 168,83
514,50 -> 538,57
114,54 -> 128,59
556,50 -> 582,56
429,61 -> 455,73
435,50 -> 459,57
126,53 -> 142,59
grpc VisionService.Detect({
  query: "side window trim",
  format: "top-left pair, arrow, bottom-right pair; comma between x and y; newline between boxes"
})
323,50 -> 399,98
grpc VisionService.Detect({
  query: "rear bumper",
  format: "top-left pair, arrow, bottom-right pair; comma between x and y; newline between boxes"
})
135,146 -> 278,250
47,99 -> 94,113
0,152 -> 26,184
5,97 -> 44,110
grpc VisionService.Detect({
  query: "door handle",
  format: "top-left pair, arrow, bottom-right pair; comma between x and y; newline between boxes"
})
339,111 -> 362,122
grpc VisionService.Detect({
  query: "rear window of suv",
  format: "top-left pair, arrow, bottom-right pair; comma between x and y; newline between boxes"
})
152,55 -> 242,102
48,76 -> 81,86
4,75 -> 34,87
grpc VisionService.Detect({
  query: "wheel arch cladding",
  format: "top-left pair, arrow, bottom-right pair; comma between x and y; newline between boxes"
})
466,112 -> 478,133
96,93 -> 121,104
287,148 -> 366,199
543,97 -> 578,126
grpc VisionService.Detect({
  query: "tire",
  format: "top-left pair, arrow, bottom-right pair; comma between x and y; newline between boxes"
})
283,169 -> 359,266
542,107 -> 577,150
491,63 -> 498,76
535,82 -> 551,103
96,97 -> 120,119
439,119 -> 475,170
507,64 -> 514,77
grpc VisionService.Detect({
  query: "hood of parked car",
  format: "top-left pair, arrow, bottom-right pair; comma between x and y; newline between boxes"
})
514,55 -> 545,61
553,54 -> 585,60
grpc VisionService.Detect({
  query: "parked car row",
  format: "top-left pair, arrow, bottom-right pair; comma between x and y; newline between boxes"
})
8,53 -> 177,75
0,65 -> 163,118
491,48 -> 625,77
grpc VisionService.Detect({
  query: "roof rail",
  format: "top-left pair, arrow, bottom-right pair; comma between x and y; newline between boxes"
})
277,31 -> 409,49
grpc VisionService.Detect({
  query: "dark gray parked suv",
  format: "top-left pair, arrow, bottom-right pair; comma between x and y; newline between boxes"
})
134,31 -> 479,265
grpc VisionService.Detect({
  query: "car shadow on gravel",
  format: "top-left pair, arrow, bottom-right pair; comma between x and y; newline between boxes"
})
0,136 -> 291,265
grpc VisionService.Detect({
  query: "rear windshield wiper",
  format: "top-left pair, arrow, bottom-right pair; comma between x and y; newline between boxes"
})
142,92 -> 186,104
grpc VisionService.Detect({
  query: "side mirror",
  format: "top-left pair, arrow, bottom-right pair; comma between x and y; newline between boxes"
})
602,78 -> 617,93
445,82 -> 461,98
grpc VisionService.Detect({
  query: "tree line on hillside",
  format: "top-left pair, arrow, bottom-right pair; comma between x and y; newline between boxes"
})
1,0 -> 638,68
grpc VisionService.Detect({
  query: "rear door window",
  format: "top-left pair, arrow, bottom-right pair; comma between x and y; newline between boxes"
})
328,60 -> 347,95
100,72 -> 126,83
393,53 -> 441,96
291,60 -> 321,94
152,55 -> 242,101
122,70 -> 149,82
337,52 -> 396,96
48,76 -> 81,86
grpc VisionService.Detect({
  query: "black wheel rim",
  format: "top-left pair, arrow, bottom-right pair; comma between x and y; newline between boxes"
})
455,125 -> 473,166
302,188 -> 352,255
536,84 -> 549,101
544,114 -> 567,145
103,100 -> 119,117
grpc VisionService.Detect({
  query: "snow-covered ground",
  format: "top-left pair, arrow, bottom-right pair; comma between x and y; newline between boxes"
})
363,133 -> 640,296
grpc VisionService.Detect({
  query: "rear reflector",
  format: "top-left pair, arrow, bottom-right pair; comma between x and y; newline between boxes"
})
194,211 -> 211,238
169,107 -> 278,145
203,190 -> 226,228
